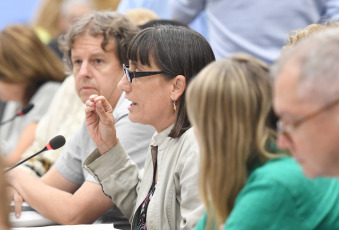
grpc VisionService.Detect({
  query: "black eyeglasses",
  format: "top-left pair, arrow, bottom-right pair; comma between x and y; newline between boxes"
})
277,97 -> 339,136
123,64 -> 164,83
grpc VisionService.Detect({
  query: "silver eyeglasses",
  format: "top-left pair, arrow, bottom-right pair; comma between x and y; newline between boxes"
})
277,97 -> 339,135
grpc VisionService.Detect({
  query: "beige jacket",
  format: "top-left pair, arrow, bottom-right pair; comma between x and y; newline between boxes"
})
83,126 -> 203,229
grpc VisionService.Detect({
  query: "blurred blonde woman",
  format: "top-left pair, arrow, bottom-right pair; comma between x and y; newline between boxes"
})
0,25 -> 66,165
124,8 -> 158,26
187,54 -> 339,230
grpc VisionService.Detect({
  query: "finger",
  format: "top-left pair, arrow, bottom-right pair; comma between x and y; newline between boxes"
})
85,107 -> 95,118
93,96 -> 112,111
95,100 -> 107,118
85,101 -> 96,113
85,99 -> 95,107
14,192 -> 23,218
89,94 -> 98,102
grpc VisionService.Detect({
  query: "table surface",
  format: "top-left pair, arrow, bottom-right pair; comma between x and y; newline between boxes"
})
10,203 -> 119,229
11,223 -> 116,230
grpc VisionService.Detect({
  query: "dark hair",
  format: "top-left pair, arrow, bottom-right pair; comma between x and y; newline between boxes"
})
59,11 -> 139,73
138,19 -> 188,30
128,25 -> 215,137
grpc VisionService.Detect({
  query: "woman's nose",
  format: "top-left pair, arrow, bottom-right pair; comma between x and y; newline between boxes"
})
117,73 -> 131,92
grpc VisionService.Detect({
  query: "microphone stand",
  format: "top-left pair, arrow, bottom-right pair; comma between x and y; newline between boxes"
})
5,147 -> 47,173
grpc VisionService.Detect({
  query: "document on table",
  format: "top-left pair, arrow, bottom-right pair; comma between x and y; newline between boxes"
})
11,224 -> 115,230
10,202 -> 55,227
10,202 -> 118,229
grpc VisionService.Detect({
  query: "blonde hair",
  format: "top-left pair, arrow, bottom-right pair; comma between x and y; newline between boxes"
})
93,0 -> 120,10
0,25 -> 66,103
125,8 -> 158,26
33,0 -> 64,39
282,22 -> 339,52
186,53 -> 278,227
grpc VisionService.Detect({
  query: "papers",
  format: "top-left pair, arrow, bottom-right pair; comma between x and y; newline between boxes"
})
11,224 -> 115,230
9,202 -> 118,229
10,202 -> 55,227
10,211 -> 56,227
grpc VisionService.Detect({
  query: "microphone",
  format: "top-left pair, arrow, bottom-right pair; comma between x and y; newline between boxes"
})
5,135 -> 66,173
0,104 -> 34,126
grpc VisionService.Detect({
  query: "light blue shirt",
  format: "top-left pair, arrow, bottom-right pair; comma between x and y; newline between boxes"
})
170,0 -> 339,64
117,0 -> 209,40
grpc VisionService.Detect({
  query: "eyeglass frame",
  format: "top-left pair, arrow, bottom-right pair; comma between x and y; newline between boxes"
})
277,97 -> 339,136
123,64 -> 165,83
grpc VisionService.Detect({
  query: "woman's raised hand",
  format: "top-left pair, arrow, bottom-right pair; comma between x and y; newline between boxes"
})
85,94 -> 119,154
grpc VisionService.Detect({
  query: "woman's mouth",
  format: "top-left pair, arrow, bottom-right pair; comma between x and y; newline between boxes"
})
128,102 -> 137,111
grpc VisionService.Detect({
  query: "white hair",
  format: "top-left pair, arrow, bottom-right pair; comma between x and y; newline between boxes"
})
272,27 -> 339,103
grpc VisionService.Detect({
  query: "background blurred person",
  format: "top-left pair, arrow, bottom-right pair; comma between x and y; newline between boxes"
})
124,8 -> 158,26
117,0 -> 208,39
47,0 -> 96,58
0,24 -> 66,166
138,19 -> 187,30
170,0 -> 339,64
19,75 -> 84,177
187,54 -> 339,229
33,0 -> 119,58
93,0 -> 120,11
32,0 -> 64,44
83,25 -> 215,229
4,0 -> 96,177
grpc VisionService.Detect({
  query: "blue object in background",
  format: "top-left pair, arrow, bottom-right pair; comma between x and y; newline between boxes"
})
0,0 -> 41,30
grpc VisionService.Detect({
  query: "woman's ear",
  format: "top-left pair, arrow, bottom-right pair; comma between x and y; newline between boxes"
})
170,75 -> 186,101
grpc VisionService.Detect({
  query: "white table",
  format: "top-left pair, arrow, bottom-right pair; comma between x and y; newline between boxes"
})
11,224 -> 115,230
10,203 -> 118,229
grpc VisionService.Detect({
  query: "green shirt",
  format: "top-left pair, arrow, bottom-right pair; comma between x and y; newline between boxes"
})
195,157 -> 339,230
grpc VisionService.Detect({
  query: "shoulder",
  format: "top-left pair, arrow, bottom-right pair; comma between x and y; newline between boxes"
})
36,81 -> 61,95
170,127 -> 199,161
249,157 -> 303,185
64,122 -> 97,155
176,127 -> 197,147
228,157 -> 339,229
30,81 -> 61,105
247,157 -> 339,199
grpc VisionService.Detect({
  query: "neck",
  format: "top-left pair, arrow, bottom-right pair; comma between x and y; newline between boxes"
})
154,116 -> 176,133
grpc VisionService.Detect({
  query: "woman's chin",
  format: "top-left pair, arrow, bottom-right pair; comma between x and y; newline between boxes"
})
128,113 -> 139,123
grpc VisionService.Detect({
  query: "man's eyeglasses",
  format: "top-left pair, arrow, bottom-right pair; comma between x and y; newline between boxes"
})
277,97 -> 339,136
123,64 -> 164,83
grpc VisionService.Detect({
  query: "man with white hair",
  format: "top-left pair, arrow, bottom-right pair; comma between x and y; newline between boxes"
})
273,27 -> 339,178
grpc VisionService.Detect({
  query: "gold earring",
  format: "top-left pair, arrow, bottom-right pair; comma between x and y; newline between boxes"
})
173,101 -> 177,111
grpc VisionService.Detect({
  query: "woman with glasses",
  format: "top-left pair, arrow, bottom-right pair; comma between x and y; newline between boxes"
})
186,53 -> 339,230
83,25 -> 215,229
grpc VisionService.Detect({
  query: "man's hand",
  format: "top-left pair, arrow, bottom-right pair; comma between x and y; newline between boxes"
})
7,187 -> 24,218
